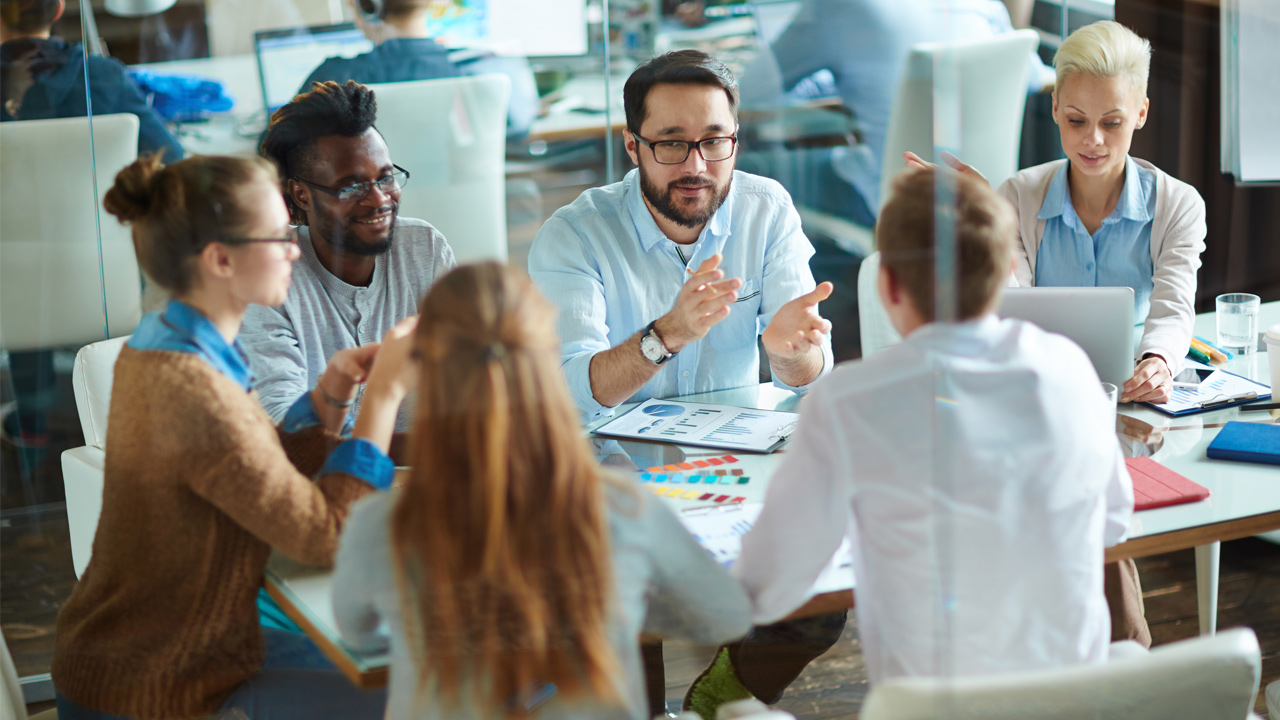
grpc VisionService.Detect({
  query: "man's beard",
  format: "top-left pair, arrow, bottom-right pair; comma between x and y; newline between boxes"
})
639,165 -> 732,229
314,203 -> 397,257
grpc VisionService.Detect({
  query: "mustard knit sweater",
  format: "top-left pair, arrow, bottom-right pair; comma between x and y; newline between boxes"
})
52,348 -> 375,718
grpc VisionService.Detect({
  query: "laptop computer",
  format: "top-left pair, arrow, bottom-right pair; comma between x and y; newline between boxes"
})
998,286 -> 1136,388
254,23 -> 374,114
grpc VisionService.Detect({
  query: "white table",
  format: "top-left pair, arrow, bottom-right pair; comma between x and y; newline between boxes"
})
267,304 -> 1279,686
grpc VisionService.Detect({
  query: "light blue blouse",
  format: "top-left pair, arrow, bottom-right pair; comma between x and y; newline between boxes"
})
1034,156 -> 1157,325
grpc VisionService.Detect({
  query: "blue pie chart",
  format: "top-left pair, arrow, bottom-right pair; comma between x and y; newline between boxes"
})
642,404 -> 684,418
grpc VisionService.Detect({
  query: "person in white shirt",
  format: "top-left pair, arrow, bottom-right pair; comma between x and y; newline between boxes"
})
735,167 -> 1134,684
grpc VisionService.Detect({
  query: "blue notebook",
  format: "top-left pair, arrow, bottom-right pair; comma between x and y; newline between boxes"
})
1206,422 -> 1280,466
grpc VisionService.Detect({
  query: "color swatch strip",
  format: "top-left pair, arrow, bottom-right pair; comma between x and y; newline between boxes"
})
647,454 -> 740,473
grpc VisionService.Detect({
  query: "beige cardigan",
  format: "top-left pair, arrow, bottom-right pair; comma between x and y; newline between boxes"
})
996,157 -> 1207,372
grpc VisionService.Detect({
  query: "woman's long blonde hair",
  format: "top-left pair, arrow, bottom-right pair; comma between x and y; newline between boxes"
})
391,262 -> 620,716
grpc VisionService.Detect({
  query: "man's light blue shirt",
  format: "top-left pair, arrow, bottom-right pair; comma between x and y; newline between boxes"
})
529,169 -> 833,421
1035,156 -> 1156,325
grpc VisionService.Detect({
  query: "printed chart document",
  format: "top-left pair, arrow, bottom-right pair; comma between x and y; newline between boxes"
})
680,503 -> 855,596
1147,366 -> 1271,416
594,398 -> 799,453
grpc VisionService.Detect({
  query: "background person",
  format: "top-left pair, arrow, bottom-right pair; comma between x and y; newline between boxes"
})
300,0 -> 538,138
331,262 -> 753,719
51,152 -> 413,719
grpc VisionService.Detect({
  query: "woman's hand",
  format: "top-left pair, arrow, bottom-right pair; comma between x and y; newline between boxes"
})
352,316 -> 420,454
311,344 -> 380,433
363,316 -> 420,402
902,151 -> 990,187
1122,355 -> 1173,404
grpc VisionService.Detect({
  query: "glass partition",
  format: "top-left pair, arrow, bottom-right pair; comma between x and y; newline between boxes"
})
4,0 -> 1279,715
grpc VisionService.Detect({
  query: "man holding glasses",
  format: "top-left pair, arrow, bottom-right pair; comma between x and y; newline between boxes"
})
246,80 -> 455,432
528,50 -> 842,718
530,50 -> 834,423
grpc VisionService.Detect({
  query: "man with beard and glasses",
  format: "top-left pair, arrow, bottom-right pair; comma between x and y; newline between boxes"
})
529,50 -> 834,422
528,50 -> 845,719
246,80 -> 455,436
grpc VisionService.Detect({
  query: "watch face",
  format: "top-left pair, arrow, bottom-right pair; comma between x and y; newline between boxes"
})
641,331 -> 667,365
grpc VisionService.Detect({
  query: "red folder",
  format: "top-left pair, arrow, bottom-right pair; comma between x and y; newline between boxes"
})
1126,457 -> 1211,511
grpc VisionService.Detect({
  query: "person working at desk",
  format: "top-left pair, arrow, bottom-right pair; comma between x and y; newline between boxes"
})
737,0 -> 1054,226
528,49 -> 842,719
0,0 -> 183,158
331,262 -> 753,720
736,167 -> 1133,685
245,79 -> 455,434
299,0 -> 537,138
51,152 -> 411,719
907,20 -> 1207,405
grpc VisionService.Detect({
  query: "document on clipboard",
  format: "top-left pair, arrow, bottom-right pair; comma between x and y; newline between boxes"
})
593,398 -> 799,453
1144,365 -> 1271,416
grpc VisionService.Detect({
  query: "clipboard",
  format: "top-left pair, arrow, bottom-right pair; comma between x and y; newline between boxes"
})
1143,366 -> 1271,417
593,398 -> 798,453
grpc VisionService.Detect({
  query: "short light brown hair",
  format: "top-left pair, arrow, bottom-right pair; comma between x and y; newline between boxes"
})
875,169 -> 1015,322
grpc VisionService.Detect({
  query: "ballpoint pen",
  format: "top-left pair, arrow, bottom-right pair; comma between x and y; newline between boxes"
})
1196,391 -> 1259,409
1240,402 -> 1280,412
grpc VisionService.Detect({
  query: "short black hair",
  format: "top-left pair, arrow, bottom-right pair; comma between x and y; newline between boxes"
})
0,0 -> 61,34
259,80 -> 378,223
623,50 -> 739,134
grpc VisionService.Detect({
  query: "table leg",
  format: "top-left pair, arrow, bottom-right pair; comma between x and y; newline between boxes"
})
1195,541 -> 1220,636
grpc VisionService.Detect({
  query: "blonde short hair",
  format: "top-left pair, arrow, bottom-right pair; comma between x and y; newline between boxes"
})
1053,20 -> 1152,98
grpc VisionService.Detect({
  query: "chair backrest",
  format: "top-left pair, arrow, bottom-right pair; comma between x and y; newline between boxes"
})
857,251 -> 903,358
0,113 -> 143,352
860,628 -> 1262,720
366,75 -> 511,264
1,627 -> 24,720
878,29 -> 1039,212
72,336 -> 130,449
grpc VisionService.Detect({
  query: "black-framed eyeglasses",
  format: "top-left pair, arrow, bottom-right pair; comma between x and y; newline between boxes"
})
292,164 -> 411,202
632,132 -> 738,165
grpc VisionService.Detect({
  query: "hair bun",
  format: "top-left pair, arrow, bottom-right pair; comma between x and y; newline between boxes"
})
103,153 -> 166,222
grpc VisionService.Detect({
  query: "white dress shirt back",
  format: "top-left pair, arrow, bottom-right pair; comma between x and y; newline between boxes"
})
735,315 -> 1133,685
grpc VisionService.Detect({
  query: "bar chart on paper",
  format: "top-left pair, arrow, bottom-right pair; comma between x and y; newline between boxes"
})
594,399 -> 799,452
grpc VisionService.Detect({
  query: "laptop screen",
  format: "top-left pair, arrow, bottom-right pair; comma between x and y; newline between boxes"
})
255,24 -> 374,113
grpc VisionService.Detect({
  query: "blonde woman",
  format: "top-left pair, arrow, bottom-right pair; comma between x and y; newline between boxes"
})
907,20 -> 1206,405
332,263 -> 752,719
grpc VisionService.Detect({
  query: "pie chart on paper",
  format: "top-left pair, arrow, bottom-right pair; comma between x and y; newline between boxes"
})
641,404 -> 684,418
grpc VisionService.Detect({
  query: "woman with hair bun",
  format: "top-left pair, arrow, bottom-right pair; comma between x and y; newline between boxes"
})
907,20 -> 1207,406
331,262 -> 752,720
51,152 -> 404,719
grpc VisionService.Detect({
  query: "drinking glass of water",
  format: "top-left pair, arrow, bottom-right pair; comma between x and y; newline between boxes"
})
1216,293 -> 1260,354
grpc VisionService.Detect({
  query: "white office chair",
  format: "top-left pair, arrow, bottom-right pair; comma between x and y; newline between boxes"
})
1266,678 -> 1279,719
856,252 -> 901,359
3,632 -> 58,719
366,75 -> 511,265
877,29 -> 1039,210
857,31 -> 1037,359
61,336 -> 130,578
0,114 -> 143,351
861,628 -> 1264,720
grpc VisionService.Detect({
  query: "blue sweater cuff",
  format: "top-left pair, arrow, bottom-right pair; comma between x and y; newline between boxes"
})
281,390 -> 354,436
319,439 -> 395,490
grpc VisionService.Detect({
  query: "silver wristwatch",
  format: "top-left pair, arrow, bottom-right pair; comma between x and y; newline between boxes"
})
640,321 -> 675,366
